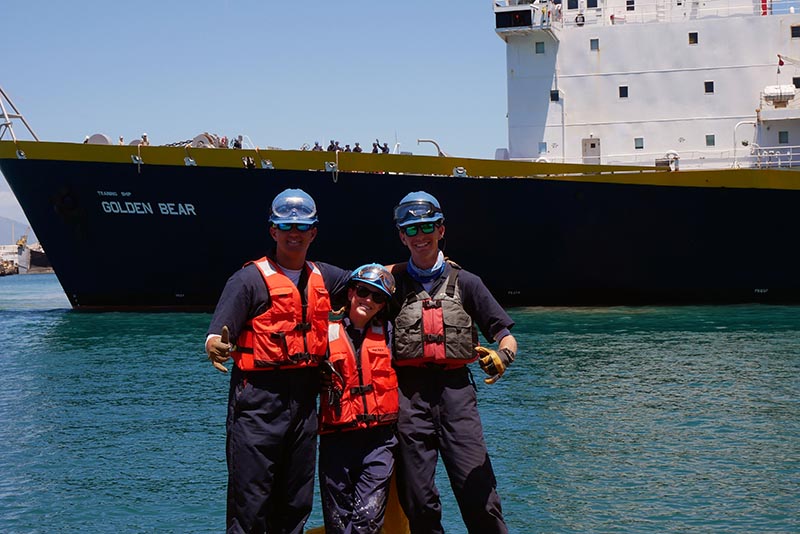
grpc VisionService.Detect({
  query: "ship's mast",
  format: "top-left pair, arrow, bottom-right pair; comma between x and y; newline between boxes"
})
0,86 -> 39,142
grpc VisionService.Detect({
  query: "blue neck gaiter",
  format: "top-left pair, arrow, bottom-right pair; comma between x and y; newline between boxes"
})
407,251 -> 445,284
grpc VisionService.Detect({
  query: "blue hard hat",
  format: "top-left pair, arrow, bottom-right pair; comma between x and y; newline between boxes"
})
393,191 -> 444,227
269,188 -> 318,225
350,263 -> 396,296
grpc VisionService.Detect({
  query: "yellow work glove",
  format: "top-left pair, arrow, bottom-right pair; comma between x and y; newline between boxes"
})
476,346 -> 515,385
206,325 -> 233,373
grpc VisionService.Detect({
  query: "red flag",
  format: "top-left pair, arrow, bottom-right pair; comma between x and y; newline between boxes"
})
778,54 -> 785,67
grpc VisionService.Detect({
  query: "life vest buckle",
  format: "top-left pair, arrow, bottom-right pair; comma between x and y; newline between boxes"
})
294,322 -> 312,332
289,352 -> 313,363
422,300 -> 442,309
350,384 -> 374,395
356,414 -> 378,423
423,334 -> 445,343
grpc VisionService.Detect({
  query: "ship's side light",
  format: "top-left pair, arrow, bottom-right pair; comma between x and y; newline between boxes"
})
16,149 -> 26,159
131,155 -> 143,165
325,161 -> 338,172
452,166 -> 468,177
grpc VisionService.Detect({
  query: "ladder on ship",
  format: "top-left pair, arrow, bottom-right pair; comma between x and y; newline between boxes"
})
0,86 -> 39,142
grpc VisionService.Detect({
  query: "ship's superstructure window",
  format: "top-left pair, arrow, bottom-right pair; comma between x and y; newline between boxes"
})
567,0 -> 578,9
792,26 -> 800,39
587,0 -> 598,7
634,137 -> 644,150
496,10 -> 532,29
619,86 -> 629,98
626,0 -> 635,11
705,134 -> 715,147
705,81 -> 715,94
535,41 -> 545,54
590,38 -> 599,51
689,32 -> 698,45
779,131 -> 789,144
550,89 -> 560,102
539,142 -> 548,153
793,77 -> 800,89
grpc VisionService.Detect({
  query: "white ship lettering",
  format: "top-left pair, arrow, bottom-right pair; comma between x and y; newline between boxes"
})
158,203 -> 196,216
101,201 -> 154,215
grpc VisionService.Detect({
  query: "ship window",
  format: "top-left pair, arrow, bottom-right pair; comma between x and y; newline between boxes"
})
626,0 -> 635,11
779,131 -> 789,144
705,134 -> 715,147
689,32 -> 698,45
619,86 -> 629,98
792,26 -> 800,39
634,137 -> 644,150
587,0 -> 598,7
794,77 -> 800,89
567,0 -> 578,9
539,142 -> 548,153
590,38 -> 599,51
550,89 -> 560,102
535,41 -> 545,54
705,81 -> 714,94
496,10 -> 533,29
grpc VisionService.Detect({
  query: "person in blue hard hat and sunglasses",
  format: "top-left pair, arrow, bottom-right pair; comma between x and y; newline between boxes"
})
205,188 -> 351,534
317,263 -> 409,534
388,191 -> 519,534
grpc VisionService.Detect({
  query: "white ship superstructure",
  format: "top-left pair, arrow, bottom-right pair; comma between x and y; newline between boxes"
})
494,0 -> 800,169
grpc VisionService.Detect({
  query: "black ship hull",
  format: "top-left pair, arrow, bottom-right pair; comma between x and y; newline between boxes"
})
2,142 -> 799,310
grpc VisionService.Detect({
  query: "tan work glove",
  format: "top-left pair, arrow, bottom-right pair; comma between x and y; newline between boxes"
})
476,346 -> 515,385
206,325 -> 233,373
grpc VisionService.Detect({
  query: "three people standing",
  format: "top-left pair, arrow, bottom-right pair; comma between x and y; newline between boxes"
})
206,187 -> 517,534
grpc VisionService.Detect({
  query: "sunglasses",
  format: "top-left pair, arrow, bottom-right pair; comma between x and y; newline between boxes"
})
354,284 -> 388,304
273,223 -> 314,232
401,222 -> 439,237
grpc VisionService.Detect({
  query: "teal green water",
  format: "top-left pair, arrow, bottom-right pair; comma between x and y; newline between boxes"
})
1,274 -> 798,533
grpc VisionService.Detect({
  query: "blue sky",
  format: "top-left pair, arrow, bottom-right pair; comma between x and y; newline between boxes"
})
0,1 -> 509,228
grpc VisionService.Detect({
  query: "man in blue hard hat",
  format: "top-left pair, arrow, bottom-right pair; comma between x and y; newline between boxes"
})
205,188 -> 350,534
388,191 -> 518,534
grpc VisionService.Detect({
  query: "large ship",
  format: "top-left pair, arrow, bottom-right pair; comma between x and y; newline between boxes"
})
1,0 -> 799,310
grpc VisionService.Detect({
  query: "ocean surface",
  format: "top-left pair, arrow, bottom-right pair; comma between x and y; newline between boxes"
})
0,274 -> 797,533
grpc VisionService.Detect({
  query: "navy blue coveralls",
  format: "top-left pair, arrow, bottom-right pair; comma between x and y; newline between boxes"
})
208,254 -> 349,534
318,319 -> 398,534
390,264 -> 514,534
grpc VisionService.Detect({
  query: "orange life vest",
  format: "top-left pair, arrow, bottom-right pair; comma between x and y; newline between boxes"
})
319,319 -> 399,433
231,257 -> 331,371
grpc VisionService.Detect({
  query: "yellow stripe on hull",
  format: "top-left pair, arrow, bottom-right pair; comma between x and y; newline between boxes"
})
2,140 -> 799,190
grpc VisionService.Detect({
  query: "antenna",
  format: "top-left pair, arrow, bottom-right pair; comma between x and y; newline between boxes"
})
0,86 -> 40,142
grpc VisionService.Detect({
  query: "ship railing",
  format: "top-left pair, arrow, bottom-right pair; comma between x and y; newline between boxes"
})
752,145 -> 800,168
598,147 -> 794,170
494,0 -> 784,29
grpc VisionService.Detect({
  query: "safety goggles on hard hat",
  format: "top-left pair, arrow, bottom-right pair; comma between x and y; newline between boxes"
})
393,201 -> 443,227
350,264 -> 396,296
401,222 -> 440,237
272,200 -> 316,219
